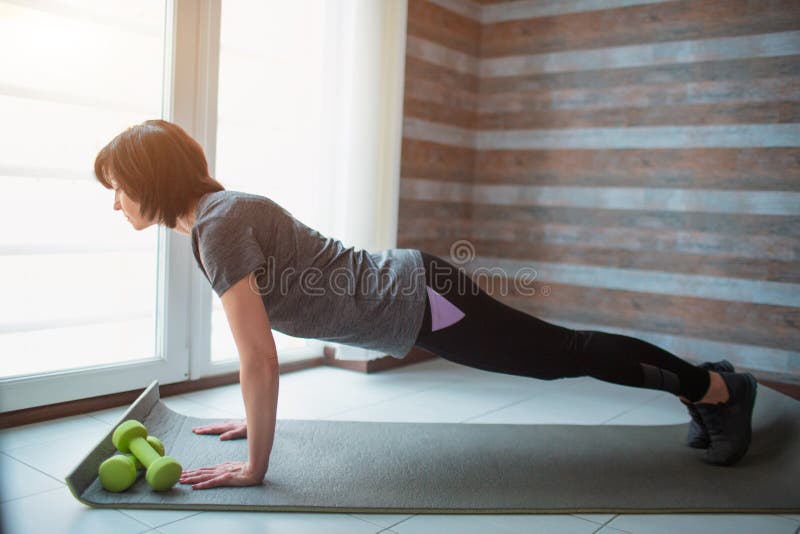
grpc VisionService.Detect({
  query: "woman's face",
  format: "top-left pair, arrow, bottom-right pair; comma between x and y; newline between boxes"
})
110,174 -> 155,230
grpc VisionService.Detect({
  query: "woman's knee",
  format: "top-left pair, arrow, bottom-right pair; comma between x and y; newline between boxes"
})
509,328 -> 592,380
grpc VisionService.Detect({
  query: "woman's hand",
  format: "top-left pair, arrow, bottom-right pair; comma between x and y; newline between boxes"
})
191,419 -> 247,440
178,461 -> 265,490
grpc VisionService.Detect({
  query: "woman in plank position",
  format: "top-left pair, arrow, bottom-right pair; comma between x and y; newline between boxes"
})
95,120 -> 757,490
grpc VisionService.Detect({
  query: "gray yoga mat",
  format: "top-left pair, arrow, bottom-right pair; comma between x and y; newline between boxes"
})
66,380 -> 800,514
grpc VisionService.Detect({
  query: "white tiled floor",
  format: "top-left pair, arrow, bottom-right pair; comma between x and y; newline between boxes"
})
2,358 -> 798,534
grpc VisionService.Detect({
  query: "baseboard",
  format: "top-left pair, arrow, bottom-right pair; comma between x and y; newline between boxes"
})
323,346 -> 438,373
758,379 -> 800,402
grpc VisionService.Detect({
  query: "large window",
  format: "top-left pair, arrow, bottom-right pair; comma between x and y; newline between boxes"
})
0,0 -> 167,379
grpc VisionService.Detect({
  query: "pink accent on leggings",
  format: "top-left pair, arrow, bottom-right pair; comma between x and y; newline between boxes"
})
425,285 -> 466,332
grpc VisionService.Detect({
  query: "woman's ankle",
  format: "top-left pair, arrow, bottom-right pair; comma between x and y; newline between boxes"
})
696,371 -> 730,404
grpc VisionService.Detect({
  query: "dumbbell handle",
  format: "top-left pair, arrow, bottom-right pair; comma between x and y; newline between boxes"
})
129,436 -> 160,468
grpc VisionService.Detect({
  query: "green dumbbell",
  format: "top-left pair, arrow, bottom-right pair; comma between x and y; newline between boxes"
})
112,420 -> 182,491
98,454 -> 138,492
98,435 -> 166,492
126,435 -> 165,470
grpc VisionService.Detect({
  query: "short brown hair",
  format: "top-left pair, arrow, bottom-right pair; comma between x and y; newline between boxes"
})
94,119 -> 225,228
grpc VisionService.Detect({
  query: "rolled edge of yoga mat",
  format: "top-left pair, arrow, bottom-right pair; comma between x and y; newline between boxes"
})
65,380 -> 161,506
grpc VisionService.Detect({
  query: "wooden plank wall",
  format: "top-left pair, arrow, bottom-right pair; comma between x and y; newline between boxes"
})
398,0 -> 800,386
399,0 -> 480,252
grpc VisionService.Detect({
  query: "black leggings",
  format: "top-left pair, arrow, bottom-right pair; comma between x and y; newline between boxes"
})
413,251 -> 711,403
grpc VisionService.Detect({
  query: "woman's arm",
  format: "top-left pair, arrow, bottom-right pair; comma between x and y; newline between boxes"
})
221,270 -> 281,478
179,271 -> 280,489
239,358 -> 279,478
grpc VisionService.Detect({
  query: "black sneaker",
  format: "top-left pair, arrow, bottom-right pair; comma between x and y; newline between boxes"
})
682,359 -> 735,448
693,371 -> 758,466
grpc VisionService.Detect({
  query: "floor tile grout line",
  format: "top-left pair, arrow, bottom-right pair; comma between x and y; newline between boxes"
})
456,384 -> 668,426
0,414 -> 110,460
353,513 -> 417,532
318,382 -> 474,421
118,509 -> 204,531
321,378 -> 556,423
598,391 -> 676,425
584,514 -> 606,534
0,484 -> 65,505
458,389 -> 553,423
346,512 -> 415,530
385,514 -> 417,530
2,425 -> 117,473
106,507 -> 155,532
164,393 -> 242,412
87,413 -> 116,425
0,450 -> 68,491
0,415 -> 111,446
609,526 -> 634,534
599,513 -> 622,532
570,514 -> 609,532
594,514 -> 631,534
159,397 -> 242,420
346,512 -> 394,529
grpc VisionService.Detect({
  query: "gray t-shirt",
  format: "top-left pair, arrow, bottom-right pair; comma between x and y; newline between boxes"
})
190,190 -> 427,359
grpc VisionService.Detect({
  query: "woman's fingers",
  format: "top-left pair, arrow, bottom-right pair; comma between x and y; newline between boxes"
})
182,469 -> 218,477
179,476 -> 208,484
180,467 -> 222,481
191,420 -> 245,435
180,472 -> 229,489
220,427 -> 246,440
192,422 -> 232,433
180,472 -> 222,483
191,473 -> 232,489
178,461 -> 249,489
193,424 -> 225,434
182,461 -> 236,475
